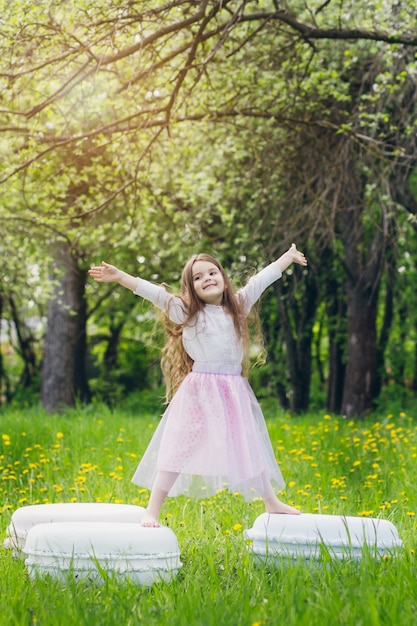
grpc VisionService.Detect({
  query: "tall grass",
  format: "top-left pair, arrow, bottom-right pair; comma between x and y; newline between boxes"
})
1,398 -> 417,625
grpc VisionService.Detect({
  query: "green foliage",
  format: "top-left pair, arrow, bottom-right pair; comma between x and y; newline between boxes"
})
1,0 -> 417,414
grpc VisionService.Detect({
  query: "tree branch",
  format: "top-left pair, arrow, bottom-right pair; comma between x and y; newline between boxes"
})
238,10 -> 417,46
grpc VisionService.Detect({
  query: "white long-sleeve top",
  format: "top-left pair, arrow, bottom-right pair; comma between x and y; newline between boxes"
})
134,262 -> 282,375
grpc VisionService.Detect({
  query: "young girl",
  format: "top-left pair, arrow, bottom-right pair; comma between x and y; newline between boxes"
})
89,244 -> 307,527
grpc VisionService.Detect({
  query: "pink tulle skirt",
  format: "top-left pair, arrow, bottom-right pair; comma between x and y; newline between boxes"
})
131,371 -> 285,500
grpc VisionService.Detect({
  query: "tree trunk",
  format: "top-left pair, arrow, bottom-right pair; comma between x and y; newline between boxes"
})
326,319 -> 346,414
337,163 -> 386,417
0,287 -> 4,405
104,321 -> 124,370
260,295 -> 290,410
8,295 -> 37,389
325,278 -> 347,414
341,282 -> 378,417
41,243 -> 90,411
374,269 -> 394,397
413,340 -> 417,393
276,275 -> 318,413
326,340 -> 345,413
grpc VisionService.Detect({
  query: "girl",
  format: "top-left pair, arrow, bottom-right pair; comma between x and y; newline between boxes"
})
89,244 -> 307,527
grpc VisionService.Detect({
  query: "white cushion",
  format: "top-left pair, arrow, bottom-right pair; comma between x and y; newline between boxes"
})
23,521 -> 181,586
244,513 -> 403,562
4,503 -> 145,554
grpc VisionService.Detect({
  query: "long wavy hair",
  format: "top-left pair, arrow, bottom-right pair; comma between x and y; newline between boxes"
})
161,254 -> 264,402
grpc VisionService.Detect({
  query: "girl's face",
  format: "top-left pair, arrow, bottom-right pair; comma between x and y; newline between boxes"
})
191,260 -> 225,305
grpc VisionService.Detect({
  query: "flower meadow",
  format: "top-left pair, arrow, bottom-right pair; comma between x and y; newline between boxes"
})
1,399 -> 417,626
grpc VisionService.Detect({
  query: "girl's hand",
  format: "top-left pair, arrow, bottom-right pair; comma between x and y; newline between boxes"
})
289,243 -> 307,267
89,261 -> 120,282
276,244 -> 307,273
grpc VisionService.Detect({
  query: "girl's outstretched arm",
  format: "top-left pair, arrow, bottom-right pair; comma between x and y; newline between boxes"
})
89,261 -> 138,291
275,244 -> 307,273
89,261 -> 187,324
238,244 -> 307,313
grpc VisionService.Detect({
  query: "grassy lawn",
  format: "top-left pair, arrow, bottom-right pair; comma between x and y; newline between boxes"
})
1,398 -> 416,625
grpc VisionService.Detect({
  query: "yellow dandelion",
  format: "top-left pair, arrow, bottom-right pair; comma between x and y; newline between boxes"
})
406,511 -> 415,517
233,523 -> 243,531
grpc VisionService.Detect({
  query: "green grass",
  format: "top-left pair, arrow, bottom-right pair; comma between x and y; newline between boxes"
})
1,398 -> 417,626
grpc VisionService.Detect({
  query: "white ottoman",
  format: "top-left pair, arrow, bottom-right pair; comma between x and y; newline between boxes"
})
23,522 -> 182,586
244,513 -> 403,563
4,503 -> 145,554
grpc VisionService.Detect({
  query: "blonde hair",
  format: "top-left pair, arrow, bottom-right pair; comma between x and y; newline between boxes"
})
161,254 -> 264,402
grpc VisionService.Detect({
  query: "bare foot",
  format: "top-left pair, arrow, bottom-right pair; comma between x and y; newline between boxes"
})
264,496 -> 301,516
140,513 -> 161,528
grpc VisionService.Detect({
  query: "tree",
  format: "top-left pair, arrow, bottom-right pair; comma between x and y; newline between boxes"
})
41,244 -> 90,410
1,0 -> 417,413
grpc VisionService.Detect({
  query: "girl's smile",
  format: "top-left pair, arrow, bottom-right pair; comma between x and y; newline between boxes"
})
192,260 -> 225,305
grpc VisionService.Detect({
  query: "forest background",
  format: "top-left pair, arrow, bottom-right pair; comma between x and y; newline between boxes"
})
1,0 -> 417,419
